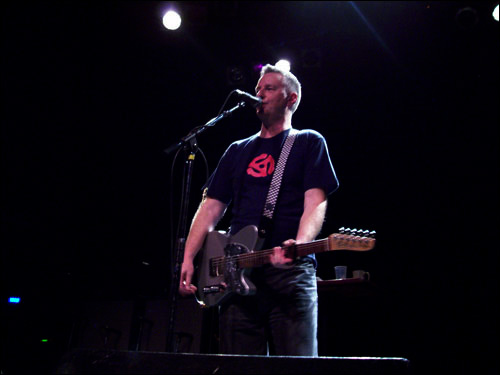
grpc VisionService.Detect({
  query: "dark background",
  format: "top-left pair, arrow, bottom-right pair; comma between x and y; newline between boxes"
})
1,1 -> 498,374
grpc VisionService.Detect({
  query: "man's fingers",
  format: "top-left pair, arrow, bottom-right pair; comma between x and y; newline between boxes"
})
270,246 -> 294,268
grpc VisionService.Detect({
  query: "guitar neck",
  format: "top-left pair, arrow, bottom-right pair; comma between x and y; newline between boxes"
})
211,232 -> 374,274
236,239 -> 329,268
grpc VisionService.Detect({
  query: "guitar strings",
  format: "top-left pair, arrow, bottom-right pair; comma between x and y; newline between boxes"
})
210,235 -> 374,268
210,239 -> 329,267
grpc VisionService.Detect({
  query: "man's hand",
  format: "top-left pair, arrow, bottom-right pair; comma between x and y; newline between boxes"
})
179,261 -> 197,296
270,239 -> 296,268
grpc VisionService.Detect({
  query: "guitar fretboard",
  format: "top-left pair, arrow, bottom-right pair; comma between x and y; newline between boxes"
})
210,238 -> 329,275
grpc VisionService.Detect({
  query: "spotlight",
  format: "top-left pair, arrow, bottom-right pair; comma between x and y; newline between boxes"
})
275,59 -> 291,73
493,4 -> 499,22
163,10 -> 182,31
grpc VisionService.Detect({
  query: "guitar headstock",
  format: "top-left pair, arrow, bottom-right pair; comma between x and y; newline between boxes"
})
327,227 -> 376,251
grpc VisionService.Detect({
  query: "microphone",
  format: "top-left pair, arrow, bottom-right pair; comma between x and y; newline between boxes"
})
234,89 -> 262,108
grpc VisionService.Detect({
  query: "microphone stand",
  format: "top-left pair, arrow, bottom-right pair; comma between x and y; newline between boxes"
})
164,102 -> 246,353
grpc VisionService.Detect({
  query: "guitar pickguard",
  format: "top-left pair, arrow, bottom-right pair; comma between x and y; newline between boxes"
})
223,242 -> 255,296
195,225 -> 260,308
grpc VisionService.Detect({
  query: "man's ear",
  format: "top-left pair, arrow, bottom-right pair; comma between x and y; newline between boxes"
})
287,92 -> 298,108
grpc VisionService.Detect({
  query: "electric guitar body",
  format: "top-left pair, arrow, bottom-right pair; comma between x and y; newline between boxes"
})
195,225 -> 261,308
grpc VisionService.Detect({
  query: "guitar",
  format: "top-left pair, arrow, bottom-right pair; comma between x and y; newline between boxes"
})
194,225 -> 375,308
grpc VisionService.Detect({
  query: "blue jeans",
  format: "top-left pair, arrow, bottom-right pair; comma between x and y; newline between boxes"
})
219,259 -> 318,356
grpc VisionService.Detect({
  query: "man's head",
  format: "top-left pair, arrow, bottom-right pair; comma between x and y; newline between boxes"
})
256,64 -> 302,115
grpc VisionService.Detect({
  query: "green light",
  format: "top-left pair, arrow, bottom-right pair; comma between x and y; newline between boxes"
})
40,339 -> 48,343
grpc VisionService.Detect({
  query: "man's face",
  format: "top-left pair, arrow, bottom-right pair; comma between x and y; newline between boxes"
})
255,72 -> 289,122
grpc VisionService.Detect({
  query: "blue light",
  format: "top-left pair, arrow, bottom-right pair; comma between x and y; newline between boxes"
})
8,297 -> 21,304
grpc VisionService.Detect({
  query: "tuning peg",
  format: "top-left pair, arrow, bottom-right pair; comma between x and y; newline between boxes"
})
350,228 -> 358,235
338,227 -> 345,234
362,230 -> 370,237
369,230 -> 376,238
356,229 -> 364,236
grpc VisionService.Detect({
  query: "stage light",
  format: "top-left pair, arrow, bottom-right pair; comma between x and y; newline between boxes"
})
455,7 -> 478,30
226,66 -> 246,86
8,297 -> 21,304
253,63 -> 264,72
493,4 -> 499,21
275,59 -> 291,73
163,10 -> 182,31
301,48 -> 322,68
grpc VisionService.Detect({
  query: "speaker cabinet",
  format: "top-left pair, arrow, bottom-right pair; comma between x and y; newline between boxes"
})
70,297 -> 204,353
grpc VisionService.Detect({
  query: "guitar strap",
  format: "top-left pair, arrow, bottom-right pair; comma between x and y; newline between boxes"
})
258,128 -> 299,240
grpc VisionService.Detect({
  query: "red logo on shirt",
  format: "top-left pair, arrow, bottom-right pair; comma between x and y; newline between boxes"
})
247,153 -> 275,177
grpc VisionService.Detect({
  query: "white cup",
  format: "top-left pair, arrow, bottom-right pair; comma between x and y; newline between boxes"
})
352,270 -> 370,280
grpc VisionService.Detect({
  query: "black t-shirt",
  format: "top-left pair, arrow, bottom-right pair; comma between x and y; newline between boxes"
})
206,128 -> 339,253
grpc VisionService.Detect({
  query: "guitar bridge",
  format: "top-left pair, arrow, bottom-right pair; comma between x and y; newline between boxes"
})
203,284 -> 225,294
